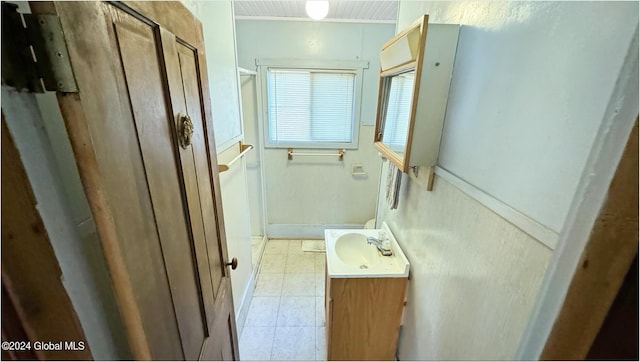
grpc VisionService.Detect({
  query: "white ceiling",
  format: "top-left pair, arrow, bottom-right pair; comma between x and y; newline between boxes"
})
233,1 -> 398,22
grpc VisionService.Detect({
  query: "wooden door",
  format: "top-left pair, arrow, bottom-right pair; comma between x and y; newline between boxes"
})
29,2 -> 238,360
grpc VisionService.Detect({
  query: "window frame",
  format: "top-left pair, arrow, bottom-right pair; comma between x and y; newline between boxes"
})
257,58 -> 368,149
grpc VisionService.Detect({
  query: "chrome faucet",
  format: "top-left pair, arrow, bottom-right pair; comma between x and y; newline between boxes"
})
367,236 -> 393,256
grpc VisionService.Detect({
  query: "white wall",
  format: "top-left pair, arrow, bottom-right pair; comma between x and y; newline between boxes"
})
218,146 -> 254,318
240,74 -> 265,236
376,1 -> 639,360
187,1 -> 244,152
399,1 -> 638,234
235,20 -> 394,237
189,1 -> 255,322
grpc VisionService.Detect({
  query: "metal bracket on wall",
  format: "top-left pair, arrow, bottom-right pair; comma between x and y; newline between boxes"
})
2,2 -> 78,93
407,165 -> 436,191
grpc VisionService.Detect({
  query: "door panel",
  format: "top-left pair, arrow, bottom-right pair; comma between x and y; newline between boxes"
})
29,1 -> 239,360
175,43 -> 225,296
159,30 -> 219,325
159,28 -> 220,326
203,281 -> 239,361
172,40 -> 239,359
111,8 -> 207,360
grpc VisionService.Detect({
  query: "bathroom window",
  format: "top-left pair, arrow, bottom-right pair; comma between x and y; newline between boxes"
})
257,59 -> 368,149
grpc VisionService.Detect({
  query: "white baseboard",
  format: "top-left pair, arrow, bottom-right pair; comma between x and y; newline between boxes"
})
266,224 -> 364,239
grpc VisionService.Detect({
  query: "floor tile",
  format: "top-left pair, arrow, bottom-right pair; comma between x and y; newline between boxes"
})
315,253 -> 326,274
315,273 -> 325,297
254,273 -> 284,297
245,297 -> 280,327
285,253 -> 315,273
288,239 -> 303,254
261,253 -> 287,273
315,327 -> 326,361
302,240 -> 325,252
271,326 -> 316,360
277,296 -> 316,327
239,326 -> 275,360
315,297 -> 325,326
282,273 -> 316,296
264,239 -> 289,255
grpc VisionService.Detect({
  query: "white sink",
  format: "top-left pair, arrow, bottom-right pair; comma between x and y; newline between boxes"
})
334,233 -> 381,269
324,222 -> 410,278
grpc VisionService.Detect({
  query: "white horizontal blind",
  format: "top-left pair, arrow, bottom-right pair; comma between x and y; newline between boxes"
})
267,69 -> 355,147
382,71 -> 414,152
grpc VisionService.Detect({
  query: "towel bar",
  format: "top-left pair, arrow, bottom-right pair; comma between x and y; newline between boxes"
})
219,142 -> 254,173
287,148 -> 345,161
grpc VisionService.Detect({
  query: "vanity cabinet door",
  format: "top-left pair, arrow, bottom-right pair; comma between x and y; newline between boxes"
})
326,277 -> 408,361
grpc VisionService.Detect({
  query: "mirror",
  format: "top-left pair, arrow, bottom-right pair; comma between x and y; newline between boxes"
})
374,15 -> 458,178
380,70 -> 415,157
374,15 -> 427,173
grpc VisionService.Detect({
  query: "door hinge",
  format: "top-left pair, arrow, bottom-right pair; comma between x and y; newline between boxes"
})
1,2 -> 78,93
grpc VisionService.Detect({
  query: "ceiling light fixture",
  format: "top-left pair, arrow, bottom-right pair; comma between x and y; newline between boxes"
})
305,0 -> 329,20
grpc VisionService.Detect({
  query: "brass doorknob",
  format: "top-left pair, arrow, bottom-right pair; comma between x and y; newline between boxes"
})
225,257 -> 238,270
178,114 -> 194,149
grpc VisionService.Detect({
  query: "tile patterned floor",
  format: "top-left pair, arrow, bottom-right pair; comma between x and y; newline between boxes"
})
240,239 -> 327,361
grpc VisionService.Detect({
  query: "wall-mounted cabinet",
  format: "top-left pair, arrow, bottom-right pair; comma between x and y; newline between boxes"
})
374,15 -> 459,173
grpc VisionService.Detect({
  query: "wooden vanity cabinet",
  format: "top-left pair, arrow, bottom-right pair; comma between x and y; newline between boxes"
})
325,268 -> 408,360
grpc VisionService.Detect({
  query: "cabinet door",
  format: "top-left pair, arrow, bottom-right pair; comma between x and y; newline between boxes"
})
328,277 -> 408,360
30,2 -> 238,359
